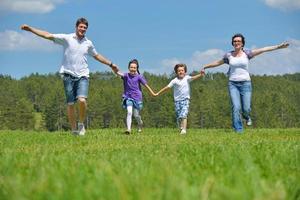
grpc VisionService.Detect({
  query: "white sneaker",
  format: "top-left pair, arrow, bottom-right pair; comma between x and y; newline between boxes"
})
180,129 -> 187,135
78,123 -> 86,136
246,118 -> 252,126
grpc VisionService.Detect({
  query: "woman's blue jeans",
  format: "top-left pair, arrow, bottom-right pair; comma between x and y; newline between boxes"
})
228,81 -> 252,132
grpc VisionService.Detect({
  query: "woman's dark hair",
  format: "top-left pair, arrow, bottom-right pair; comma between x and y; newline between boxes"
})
231,33 -> 245,47
128,59 -> 140,74
174,63 -> 187,73
76,18 -> 88,28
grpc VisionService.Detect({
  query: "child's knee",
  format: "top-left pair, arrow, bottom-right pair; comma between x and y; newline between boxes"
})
127,109 -> 133,116
133,112 -> 140,118
133,110 -> 140,118
78,97 -> 86,104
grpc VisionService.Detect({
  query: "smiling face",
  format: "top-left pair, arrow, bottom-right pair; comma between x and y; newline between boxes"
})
129,63 -> 138,75
232,36 -> 244,51
76,23 -> 87,39
176,66 -> 186,79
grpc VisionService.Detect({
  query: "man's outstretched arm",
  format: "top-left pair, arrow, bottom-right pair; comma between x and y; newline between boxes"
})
21,24 -> 54,41
93,54 -> 119,73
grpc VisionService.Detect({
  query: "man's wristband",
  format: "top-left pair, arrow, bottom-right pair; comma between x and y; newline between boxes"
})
109,62 -> 113,67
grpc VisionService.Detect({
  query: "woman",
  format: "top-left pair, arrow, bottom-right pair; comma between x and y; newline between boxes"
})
202,33 -> 289,132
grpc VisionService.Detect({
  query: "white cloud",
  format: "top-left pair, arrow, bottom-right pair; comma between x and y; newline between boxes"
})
160,57 -> 181,73
0,30 -> 59,51
0,0 -> 64,14
263,0 -> 300,11
159,39 -> 300,75
158,49 -> 228,75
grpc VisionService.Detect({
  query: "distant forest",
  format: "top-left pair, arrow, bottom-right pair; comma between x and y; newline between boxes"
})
1,72 -> 300,131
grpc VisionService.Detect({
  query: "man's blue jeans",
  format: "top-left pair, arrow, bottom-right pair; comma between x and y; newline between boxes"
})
228,81 -> 252,132
63,74 -> 89,105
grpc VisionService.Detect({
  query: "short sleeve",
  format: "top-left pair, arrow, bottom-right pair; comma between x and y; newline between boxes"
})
121,73 -> 127,80
244,49 -> 254,59
187,75 -> 193,83
167,79 -> 175,88
139,74 -> 147,85
52,34 -> 67,45
223,52 -> 230,64
88,41 -> 98,57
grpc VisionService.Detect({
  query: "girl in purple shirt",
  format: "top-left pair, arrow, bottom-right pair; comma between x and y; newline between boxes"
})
115,59 -> 156,134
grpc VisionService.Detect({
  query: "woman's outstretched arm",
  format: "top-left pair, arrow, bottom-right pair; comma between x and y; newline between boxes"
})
201,59 -> 225,72
251,42 -> 289,57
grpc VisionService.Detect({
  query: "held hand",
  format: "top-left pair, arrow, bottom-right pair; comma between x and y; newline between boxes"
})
21,24 -> 31,31
111,64 -> 119,73
278,42 -> 289,49
200,68 -> 205,75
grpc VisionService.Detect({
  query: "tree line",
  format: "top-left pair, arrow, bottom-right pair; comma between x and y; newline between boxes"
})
1,72 -> 300,131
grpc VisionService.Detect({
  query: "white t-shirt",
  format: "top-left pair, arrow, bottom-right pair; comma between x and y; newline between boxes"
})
53,33 -> 98,77
223,49 -> 253,81
167,75 -> 192,101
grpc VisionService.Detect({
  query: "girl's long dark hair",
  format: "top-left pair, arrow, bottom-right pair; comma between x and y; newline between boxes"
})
128,59 -> 140,74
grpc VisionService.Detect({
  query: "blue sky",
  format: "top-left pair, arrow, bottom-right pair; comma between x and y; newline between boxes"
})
0,0 -> 300,79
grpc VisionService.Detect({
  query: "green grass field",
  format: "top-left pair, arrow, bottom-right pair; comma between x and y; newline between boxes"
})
0,128 -> 299,200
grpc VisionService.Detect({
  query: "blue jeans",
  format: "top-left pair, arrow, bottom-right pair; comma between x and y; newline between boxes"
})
122,98 -> 143,111
63,73 -> 89,105
228,81 -> 252,132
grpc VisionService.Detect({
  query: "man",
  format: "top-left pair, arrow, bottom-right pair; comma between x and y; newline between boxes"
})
21,17 -> 119,135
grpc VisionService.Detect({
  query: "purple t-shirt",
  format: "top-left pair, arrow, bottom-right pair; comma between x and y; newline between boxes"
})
122,73 -> 147,101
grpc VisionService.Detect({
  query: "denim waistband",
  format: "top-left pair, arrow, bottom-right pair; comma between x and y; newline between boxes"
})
229,80 -> 251,84
63,73 -> 87,79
